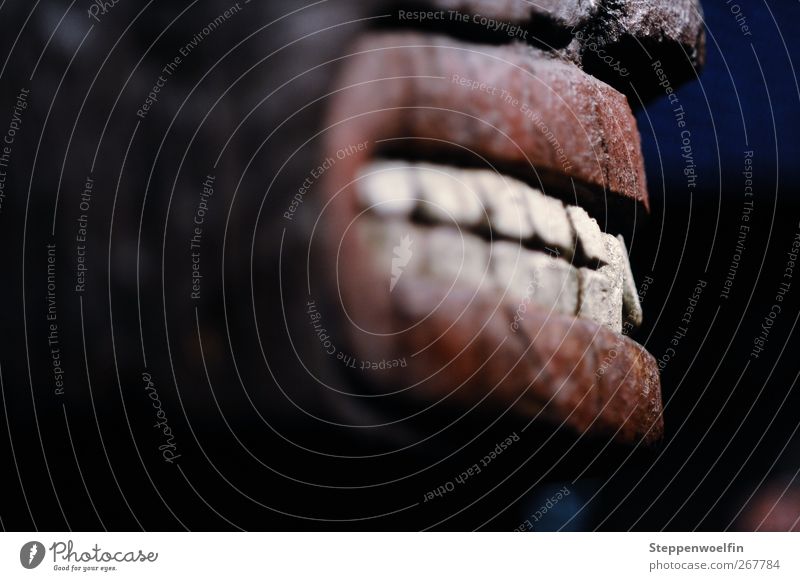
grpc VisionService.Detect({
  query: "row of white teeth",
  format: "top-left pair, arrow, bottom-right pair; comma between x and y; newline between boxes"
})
355,161 -> 644,333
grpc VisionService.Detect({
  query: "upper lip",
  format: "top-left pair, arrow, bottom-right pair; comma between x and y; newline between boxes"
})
325,31 -> 649,227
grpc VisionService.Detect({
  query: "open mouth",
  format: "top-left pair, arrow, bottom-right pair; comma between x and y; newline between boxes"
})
307,3 -> 704,444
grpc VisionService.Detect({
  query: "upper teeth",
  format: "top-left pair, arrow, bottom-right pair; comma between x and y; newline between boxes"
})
356,161 -> 418,217
481,173 -> 536,241
415,163 -> 486,228
566,205 -> 611,266
355,160 -> 643,333
523,186 -> 575,259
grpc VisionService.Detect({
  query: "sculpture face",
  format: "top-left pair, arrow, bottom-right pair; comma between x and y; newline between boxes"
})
299,0 -> 704,445
0,0 -> 712,531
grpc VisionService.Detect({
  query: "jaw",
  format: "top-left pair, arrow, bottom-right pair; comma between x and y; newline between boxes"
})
311,31 -> 663,445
